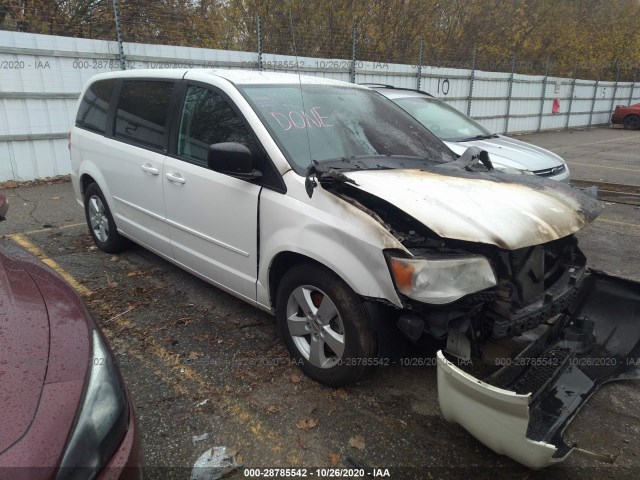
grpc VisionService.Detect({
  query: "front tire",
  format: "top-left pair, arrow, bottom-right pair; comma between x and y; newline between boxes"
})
84,183 -> 130,253
276,263 -> 376,387
623,114 -> 640,130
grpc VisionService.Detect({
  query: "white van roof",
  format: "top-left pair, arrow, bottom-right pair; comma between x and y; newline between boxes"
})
86,68 -> 366,88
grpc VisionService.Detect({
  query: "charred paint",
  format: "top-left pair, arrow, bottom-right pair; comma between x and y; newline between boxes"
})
341,168 -> 601,250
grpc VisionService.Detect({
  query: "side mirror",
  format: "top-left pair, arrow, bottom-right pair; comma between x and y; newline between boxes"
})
207,142 -> 262,180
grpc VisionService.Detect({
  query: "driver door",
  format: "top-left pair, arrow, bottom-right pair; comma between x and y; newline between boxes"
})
163,83 -> 261,303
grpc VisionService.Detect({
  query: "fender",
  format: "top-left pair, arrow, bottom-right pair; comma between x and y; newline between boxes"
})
257,179 -> 407,309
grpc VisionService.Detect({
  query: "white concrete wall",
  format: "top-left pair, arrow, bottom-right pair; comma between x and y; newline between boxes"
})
1,31 -> 639,182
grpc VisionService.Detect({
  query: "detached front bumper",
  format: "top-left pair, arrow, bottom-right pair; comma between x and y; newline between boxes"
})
437,270 -> 640,469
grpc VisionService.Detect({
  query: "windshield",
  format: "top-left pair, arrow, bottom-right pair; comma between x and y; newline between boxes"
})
238,84 -> 455,171
393,96 -> 493,142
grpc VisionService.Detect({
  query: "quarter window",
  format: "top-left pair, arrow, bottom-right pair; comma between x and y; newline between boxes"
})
178,86 -> 256,164
76,79 -> 115,134
115,81 -> 174,150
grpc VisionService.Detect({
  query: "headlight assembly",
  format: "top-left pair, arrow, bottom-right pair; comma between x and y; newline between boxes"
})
57,330 -> 129,480
387,254 -> 496,305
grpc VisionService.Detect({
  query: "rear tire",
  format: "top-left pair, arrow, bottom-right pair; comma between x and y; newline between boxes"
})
623,114 -> 640,130
276,263 -> 376,387
84,183 -> 130,253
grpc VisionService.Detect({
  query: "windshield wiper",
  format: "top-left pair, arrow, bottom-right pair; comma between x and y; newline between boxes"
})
458,134 -> 496,142
304,154 -> 444,198
305,161 -> 359,198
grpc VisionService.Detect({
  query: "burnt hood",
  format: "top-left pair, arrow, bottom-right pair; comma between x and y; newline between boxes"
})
342,167 -> 602,250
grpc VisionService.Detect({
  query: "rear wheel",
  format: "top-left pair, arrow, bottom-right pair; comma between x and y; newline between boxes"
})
84,183 -> 130,253
623,114 -> 640,130
276,263 -> 376,387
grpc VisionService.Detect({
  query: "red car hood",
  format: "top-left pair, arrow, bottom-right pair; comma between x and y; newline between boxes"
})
0,251 -> 50,453
0,241 -> 90,459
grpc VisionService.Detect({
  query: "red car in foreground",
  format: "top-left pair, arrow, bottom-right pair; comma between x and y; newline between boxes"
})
0,195 -> 140,480
611,103 -> 640,129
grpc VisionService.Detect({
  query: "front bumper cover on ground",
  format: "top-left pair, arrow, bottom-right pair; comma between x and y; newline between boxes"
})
437,270 -> 640,469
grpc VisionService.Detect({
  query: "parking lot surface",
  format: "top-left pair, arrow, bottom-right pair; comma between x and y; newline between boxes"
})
1,126 -> 640,479
519,126 -> 640,186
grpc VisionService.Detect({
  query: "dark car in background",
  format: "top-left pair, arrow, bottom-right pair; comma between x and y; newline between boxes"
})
611,103 -> 640,129
0,194 -> 140,480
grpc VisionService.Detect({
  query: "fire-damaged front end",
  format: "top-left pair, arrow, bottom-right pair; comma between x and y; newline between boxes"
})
314,155 -> 640,468
391,235 -> 588,362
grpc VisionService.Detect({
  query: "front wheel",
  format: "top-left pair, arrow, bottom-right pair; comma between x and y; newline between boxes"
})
276,263 -> 376,387
623,114 -> 640,130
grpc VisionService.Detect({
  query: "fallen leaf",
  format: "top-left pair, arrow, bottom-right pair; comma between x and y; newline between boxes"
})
296,418 -> 318,432
336,388 -> 348,399
348,435 -> 365,450
266,405 -> 281,414
328,452 -> 340,466
226,446 -> 240,458
127,271 -> 140,277
172,316 -> 193,326
235,454 -> 243,463
187,351 -> 203,360
291,374 -> 303,384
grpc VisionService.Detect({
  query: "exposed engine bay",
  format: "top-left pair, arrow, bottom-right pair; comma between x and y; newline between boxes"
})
313,154 -> 640,468
327,177 -> 591,362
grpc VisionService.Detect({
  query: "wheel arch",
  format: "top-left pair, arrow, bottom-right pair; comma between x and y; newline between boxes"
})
268,251 -> 327,310
80,173 -> 96,196
268,250 -> 407,363
77,162 -> 116,211
623,113 -> 640,128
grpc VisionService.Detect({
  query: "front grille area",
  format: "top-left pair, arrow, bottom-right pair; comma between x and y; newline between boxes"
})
533,164 -> 566,177
482,236 -> 587,339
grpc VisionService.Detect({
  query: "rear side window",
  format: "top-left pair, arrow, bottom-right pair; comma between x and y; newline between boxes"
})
76,79 -> 115,134
115,80 -> 174,150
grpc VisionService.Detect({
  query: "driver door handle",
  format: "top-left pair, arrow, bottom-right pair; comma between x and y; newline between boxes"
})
165,172 -> 186,184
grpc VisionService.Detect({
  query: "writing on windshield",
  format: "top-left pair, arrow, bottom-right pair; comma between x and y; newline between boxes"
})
239,84 -> 454,171
269,107 -> 333,131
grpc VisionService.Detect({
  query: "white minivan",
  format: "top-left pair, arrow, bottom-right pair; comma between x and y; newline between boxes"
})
71,69 -> 640,468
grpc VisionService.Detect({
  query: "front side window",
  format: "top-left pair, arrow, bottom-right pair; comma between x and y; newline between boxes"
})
114,80 -> 174,150
393,96 -> 492,142
76,79 -> 115,134
238,84 -> 454,171
177,85 -> 257,164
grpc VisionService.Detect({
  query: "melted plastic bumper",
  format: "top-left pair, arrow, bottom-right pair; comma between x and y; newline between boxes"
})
437,270 -> 640,469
